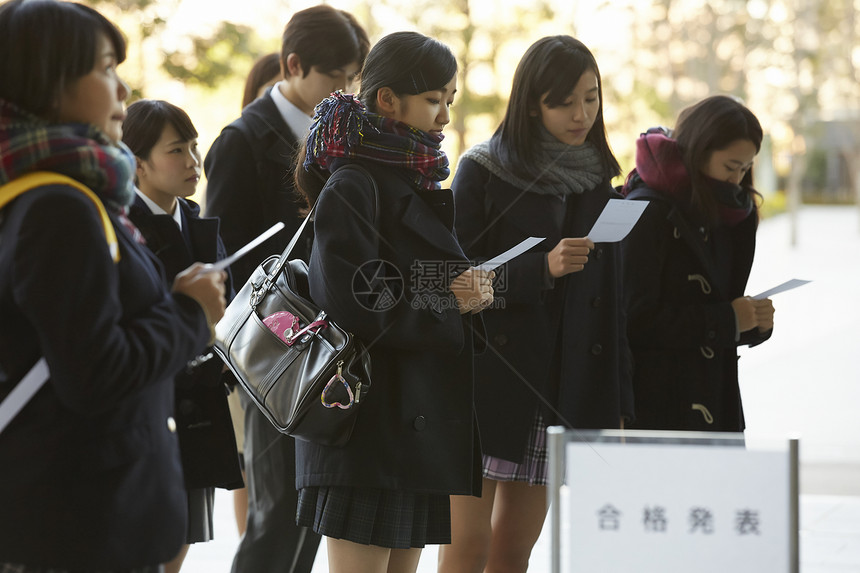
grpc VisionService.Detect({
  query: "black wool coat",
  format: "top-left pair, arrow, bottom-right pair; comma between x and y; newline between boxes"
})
452,157 -> 633,463
203,92 -> 307,285
295,160 -> 483,496
0,184 -> 210,569
622,187 -> 772,431
128,195 -> 242,490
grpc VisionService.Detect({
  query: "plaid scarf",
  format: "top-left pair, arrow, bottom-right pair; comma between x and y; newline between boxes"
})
0,99 -> 136,212
303,92 -> 450,191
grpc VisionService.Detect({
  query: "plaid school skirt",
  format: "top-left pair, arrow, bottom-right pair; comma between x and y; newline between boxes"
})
482,412 -> 548,486
296,485 -> 451,549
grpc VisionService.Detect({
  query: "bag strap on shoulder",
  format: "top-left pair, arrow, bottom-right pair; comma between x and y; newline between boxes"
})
0,171 -> 120,262
267,163 -> 380,281
0,171 -> 122,434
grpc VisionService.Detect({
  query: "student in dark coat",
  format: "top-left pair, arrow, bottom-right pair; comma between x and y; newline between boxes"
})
227,49 -> 283,541
293,32 -> 493,573
440,36 -> 632,573
123,99 -> 243,573
621,95 -> 774,432
202,7 -> 368,573
0,2 -> 226,571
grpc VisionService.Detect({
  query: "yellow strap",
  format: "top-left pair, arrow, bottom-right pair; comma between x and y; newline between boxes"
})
0,171 -> 120,262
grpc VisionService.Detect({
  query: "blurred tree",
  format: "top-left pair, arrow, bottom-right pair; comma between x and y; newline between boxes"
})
162,21 -> 261,88
618,0 -> 753,130
82,0 -> 172,100
366,0 -> 554,163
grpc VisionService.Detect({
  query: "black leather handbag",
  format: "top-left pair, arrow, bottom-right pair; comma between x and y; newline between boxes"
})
213,164 -> 374,447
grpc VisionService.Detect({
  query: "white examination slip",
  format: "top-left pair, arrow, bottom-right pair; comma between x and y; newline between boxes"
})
586,199 -> 648,243
751,279 -> 811,300
474,237 -> 545,272
203,222 -> 285,273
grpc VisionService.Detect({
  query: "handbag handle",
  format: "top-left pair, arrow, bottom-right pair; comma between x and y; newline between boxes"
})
253,163 -> 380,297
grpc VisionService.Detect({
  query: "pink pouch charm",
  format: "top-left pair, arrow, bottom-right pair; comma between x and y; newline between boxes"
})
263,311 -> 301,345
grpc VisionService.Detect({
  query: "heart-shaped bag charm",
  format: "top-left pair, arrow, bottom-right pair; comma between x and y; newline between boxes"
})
321,360 -> 355,410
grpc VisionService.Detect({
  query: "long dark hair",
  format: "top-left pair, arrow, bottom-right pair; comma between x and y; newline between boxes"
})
242,52 -> 281,110
357,31 -> 457,112
295,31 -> 458,205
0,0 -> 126,121
673,95 -> 762,224
490,35 -> 620,182
122,99 -> 198,161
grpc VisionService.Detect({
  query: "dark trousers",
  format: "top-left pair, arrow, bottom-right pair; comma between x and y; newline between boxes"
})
231,390 -> 321,573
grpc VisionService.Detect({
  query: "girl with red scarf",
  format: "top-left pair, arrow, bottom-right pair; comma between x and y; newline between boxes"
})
621,95 -> 775,432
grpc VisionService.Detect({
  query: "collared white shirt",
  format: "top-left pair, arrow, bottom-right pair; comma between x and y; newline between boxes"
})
135,187 -> 182,231
270,81 -> 314,139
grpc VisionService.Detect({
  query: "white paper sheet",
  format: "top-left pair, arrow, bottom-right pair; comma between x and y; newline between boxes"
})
474,236 -> 546,272
203,222 -> 285,273
586,199 -> 649,243
751,278 -> 811,300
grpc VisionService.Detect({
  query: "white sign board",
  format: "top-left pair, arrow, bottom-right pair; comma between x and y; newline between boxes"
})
563,441 -> 793,573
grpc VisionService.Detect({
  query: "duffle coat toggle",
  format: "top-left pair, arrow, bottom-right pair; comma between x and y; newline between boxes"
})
691,403 -> 714,424
687,273 -> 712,294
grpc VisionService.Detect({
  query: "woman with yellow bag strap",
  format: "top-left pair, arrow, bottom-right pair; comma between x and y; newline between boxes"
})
0,1 -> 228,571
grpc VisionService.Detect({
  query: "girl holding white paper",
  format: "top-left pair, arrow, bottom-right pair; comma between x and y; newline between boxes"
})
122,99 -> 244,573
621,95 -> 774,432
293,32 -> 493,573
0,2 -> 226,570
442,35 -> 633,573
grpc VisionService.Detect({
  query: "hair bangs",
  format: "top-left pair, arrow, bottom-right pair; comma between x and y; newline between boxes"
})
167,105 -> 198,142
123,100 -> 197,161
388,37 -> 457,95
0,0 -> 126,118
538,53 -> 590,108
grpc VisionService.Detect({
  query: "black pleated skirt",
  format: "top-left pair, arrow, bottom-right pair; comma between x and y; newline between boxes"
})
296,486 -> 451,549
186,487 -> 215,543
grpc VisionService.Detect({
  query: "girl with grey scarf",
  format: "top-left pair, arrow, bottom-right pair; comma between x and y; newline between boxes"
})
440,35 -> 632,573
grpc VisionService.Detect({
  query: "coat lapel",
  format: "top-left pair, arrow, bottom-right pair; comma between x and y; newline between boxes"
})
244,95 -> 299,168
398,191 -> 467,261
485,177 -> 565,246
180,199 -> 220,263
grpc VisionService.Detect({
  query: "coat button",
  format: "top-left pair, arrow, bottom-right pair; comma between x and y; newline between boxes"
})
591,344 -> 603,355
591,297 -> 602,308
494,334 -> 508,346
413,416 -> 426,431
167,416 -> 177,433
594,248 -> 604,259
707,330 -> 716,340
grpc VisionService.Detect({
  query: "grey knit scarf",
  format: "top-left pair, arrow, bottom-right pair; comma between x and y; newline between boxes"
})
461,127 -> 604,197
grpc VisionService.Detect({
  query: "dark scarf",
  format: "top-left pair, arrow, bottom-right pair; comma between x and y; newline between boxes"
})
0,99 -> 136,212
303,92 -> 450,191
621,128 -> 753,227
461,127 -> 604,197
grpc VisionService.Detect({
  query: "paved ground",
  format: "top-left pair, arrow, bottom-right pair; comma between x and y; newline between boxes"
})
184,205 -> 860,572
182,491 -> 860,572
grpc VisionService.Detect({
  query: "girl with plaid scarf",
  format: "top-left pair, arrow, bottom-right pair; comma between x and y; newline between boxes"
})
0,1 -> 226,571
293,31 -> 493,573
